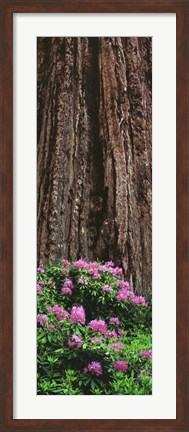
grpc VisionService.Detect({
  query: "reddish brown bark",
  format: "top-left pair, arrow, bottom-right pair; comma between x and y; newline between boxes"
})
37,37 -> 152,296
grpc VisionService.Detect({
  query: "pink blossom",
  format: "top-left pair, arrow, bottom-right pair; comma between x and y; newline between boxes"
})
78,277 -> 88,285
105,330 -> 117,339
133,295 -> 146,305
118,328 -> 123,337
105,260 -> 115,267
140,349 -> 152,358
117,280 -> 130,289
70,305 -> 86,325
110,342 -> 123,351
48,323 -> 54,329
62,259 -> 69,266
67,334 -> 82,348
37,267 -> 44,273
37,283 -> 42,294
74,259 -> 87,269
98,264 -> 108,272
84,361 -> 103,376
92,272 -> 101,280
109,317 -> 120,326
117,288 -> 128,301
48,305 -> 69,321
102,285 -> 112,292
61,268 -> 70,275
114,360 -> 128,373
63,278 -> 74,289
37,314 -> 47,325
88,261 -> 98,269
61,287 -> 72,296
108,266 -> 123,276
88,319 -> 107,334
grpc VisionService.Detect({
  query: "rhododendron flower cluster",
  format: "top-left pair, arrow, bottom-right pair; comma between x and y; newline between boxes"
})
37,283 -> 42,294
118,328 -> 123,337
110,342 -> 123,351
74,259 -> 87,269
105,330 -> 117,339
88,319 -> 107,334
84,361 -> 103,376
78,277 -> 88,285
109,317 -> 120,326
117,280 -> 130,289
117,288 -> 128,301
133,296 -> 146,305
61,278 -> 74,296
62,259 -> 69,266
48,305 -> 69,321
140,349 -> 152,358
67,334 -> 82,348
114,360 -> 129,373
117,286 -> 146,306
37,314 -> 47,325
37,267 -> 45,273
108,266 -> 123,276
102,285 -> 113,292
70,305 -> 86,324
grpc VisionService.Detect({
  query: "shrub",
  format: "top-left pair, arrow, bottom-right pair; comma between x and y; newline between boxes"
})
37,259 -> 152,395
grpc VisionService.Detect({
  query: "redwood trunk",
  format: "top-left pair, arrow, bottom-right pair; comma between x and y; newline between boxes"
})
37,37 -> 152,296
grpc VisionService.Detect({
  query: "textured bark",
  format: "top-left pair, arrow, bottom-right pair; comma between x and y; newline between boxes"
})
37,37 -> 152,296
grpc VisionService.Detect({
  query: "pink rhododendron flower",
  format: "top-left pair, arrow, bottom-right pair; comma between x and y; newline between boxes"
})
61,287 -> 72,296
61,268 -> 70,275
74,259 -> 87,269
127,291 -> 135,300
88,319 -> 107,334
114,360 -> 128,373
140,349 -> 152,358
110,342 -> 123,351
133,296 -> 146,305
84,361 -> 103,376
98,264 -> 107,272
105,329 -> 117,339
109,317 -> 120,326
37,283 -> 42,294
37,267 -> 44,273
37,314 -> 47,325
118,328 -> 123,337
117,280 -> 130,289
62,259 -> 69,266
117,288 -> 128,301
67,334 -> 82,348
92,272 -> 101,280
105,260 -> 115,267
78,277 -> 88,285
102,285 -> 112,292
88,261 -> 98,269
70,305 -> 86,325
48,323 -> 54,329
108,266 -> 123,276
48,305 -> 69,321
63,278 -> 74,289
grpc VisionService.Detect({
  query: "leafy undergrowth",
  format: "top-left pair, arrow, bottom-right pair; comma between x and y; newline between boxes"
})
37,259 -> 152,395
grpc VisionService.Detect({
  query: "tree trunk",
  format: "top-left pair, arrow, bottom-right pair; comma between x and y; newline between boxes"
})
37,37 -> 152,296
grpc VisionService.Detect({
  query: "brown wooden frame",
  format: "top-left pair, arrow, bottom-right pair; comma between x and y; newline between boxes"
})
1,0 -> 188,431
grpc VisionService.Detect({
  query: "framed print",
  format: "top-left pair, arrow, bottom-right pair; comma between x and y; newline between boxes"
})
0,1 -> 188,431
